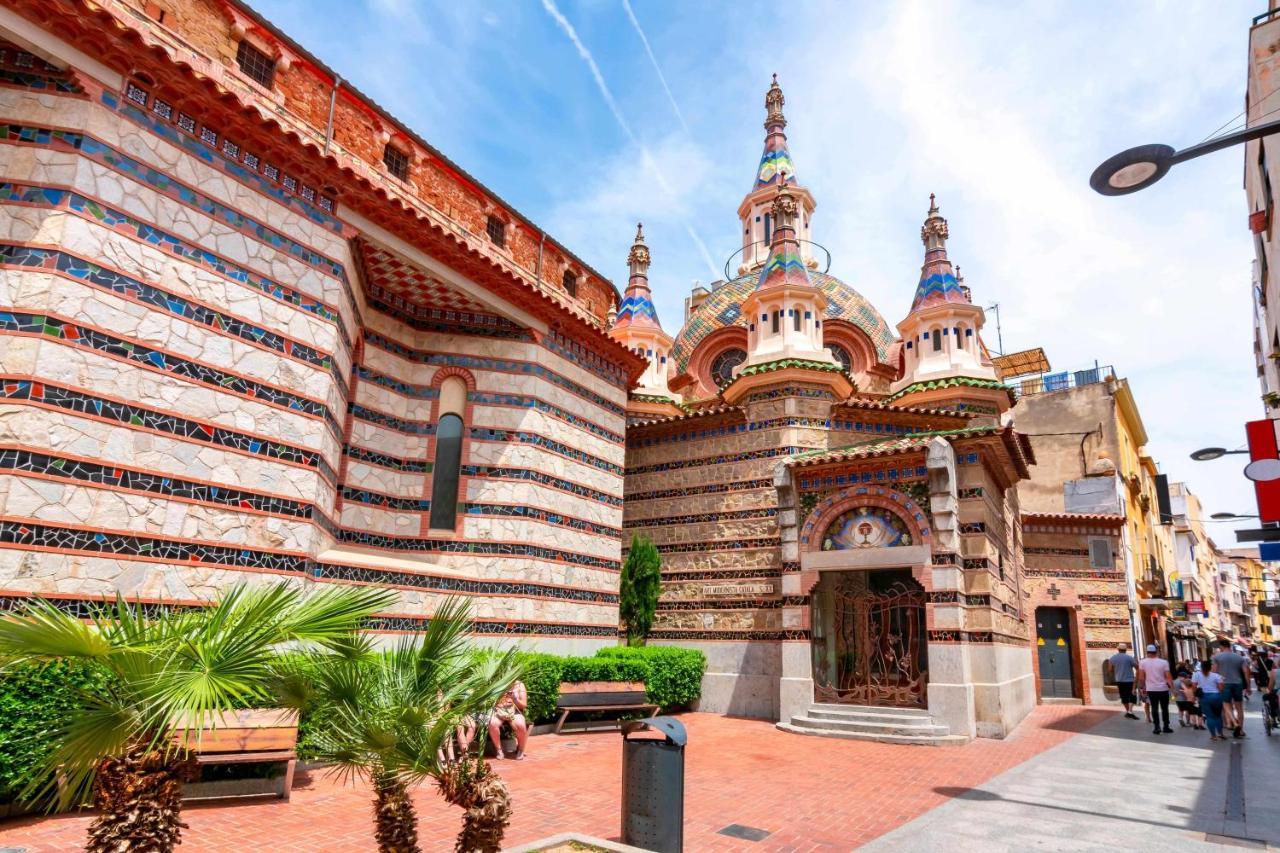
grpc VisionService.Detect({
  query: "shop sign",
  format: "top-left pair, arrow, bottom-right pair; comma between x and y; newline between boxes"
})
702,582 -> 776,597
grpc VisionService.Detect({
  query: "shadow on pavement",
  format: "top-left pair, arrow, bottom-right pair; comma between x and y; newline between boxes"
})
932,785 -> 1201,833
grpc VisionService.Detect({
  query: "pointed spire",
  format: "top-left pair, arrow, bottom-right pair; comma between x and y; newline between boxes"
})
755,74 -> 796,188
909,194 -> 968,311
613,222 -> 663,332
755,176 -> 811,292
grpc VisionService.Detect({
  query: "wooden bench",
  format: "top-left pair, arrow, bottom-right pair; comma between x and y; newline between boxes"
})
554,681 -> 658,734
174,709 -> 299,801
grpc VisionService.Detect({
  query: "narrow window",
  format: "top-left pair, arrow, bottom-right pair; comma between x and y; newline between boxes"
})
793,310 -> 801,332
562,269 -> 578,298
1088,537 -> 1114,570
763,212 -> 772,244
486,215 -> 506,247
772,310 -> 780,334
383,145 -> 410,181
235,40 -> 276,88
932,329 -> 942,351
430,377 -> 467,532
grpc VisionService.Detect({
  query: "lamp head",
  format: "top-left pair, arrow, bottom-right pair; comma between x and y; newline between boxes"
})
1190,447 -> 1228,462
1090,144 -> 1176,196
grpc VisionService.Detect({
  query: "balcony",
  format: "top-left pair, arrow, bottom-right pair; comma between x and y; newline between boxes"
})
1003,364 -> 1117,400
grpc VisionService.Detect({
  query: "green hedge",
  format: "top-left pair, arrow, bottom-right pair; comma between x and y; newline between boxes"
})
0,661 -> 110,804
513,646 -> 706,724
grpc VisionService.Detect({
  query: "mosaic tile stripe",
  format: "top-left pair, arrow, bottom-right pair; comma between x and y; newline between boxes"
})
647,629 -> 805,642
626,507 -> 777,529
0,242 -> 343,392
662,569 -> 781,581
0,311 -> 341,437
0,378 -> 334,480
470,428 -> 621,476
798,468 -> 927,490
0,180 -> 348,343
543,330 -> 629,389
108,95 -> 345,235
335,529 -> 619,570
309,562 -> 618,604
364,331 -> 625,419
628,446 -> 804,476
0,519 -> 305,571
652,537 -> 781,554
339,490 -> 618,538
343,444 -> 431,474
0,596 -> 616,637
366,298 -> 532,342
350,404 -> 437,436
0,68 -> 80,93
656,599 -> 782,611
0,446 -> 311,518
462,465 -> 621,508
0,124 -> 347,281
355,369 -> 623,445
630,418 -> 919,449
625,478 -> 774,502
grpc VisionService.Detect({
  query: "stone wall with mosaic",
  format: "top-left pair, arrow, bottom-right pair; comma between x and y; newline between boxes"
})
0,15 -> 636,651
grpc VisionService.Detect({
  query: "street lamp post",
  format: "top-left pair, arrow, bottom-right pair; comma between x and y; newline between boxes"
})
1091,117 -> 1280,196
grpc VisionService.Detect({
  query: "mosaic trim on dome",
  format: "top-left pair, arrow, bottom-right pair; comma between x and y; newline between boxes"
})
886,376 -> 1013,404
670,271 -> 894,372
911,270 -> 968,310
756,144 -> 796,187
614,292 -> 662,328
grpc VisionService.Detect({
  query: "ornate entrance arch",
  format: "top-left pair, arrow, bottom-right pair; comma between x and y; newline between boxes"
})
811,570 -> 928,707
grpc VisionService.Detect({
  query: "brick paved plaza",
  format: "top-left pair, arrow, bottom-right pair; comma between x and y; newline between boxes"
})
0,706 -> 1107,852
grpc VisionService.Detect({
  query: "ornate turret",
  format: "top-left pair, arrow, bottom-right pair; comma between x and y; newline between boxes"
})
610,224 -> 680,419
889,197 -> 1011,416
722,178 -> 851,407
737,76 -> 817,273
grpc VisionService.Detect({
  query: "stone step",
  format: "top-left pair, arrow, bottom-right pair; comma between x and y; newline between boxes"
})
775,721 -> 968,747
805,706 -> 935,725
808,703 -> 927,718
789,714 -> 950,737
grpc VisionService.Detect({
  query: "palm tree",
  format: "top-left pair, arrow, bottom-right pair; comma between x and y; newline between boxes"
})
0,583 -> 396,853
277,596 -> 521,853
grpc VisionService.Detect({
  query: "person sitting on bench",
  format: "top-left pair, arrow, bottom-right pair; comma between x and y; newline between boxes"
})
483,680 -> 528,760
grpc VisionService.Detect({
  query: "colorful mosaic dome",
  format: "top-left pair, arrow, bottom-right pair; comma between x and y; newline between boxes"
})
670,270 -> 896,373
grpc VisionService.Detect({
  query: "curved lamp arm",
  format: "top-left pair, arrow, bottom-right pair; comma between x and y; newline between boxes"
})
1091,116 -> 1280,196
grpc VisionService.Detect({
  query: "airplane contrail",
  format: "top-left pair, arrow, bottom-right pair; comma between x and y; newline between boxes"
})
621,0 -> 690,135
541,0 -> 720,280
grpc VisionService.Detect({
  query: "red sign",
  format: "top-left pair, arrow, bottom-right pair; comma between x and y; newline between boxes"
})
1246,419 -> 1280,523
1186,600 -> 1205,615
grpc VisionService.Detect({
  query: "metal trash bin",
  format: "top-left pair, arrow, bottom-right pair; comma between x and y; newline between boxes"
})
620,716 -> 686,852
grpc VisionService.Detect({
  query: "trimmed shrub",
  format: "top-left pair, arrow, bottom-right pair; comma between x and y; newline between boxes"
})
595,646 -> 707,709
0,661 -> 110,804
619,536 -> 661,645
557,655 -> 649,684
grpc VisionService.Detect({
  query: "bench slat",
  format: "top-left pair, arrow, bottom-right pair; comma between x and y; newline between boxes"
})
557,681 -> 645,694
557,692 -> 648,708
195,750 -> 295,765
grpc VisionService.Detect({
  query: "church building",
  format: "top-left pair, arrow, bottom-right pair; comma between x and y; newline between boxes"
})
613,77 -> 1037,741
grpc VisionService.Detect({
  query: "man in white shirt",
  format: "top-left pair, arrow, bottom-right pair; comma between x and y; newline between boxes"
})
1138,644 -> 1174,735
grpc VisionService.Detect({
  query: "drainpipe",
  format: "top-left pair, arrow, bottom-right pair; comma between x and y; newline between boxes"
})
324,76 -> 342,154
535,230 -> 545,288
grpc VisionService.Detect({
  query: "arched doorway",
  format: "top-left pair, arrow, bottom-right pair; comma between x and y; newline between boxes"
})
811,570 -> 928,708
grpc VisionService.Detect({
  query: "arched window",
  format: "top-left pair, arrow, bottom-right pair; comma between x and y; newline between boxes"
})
429,377 -> 467,531
763,212 -> 772,245
710,348 -> 747,387
827,344 -> 852,372
932,328 -> 943,352
561,269 -> 578,298
793,306 -> 802,332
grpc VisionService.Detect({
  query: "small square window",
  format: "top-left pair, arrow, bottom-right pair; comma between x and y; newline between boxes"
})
177,113 -> 196,133
561,269 -> 578,297
301,185 -> 315,202
319,196 -> 334,212
243,152 -> 260,170
199,126 -> 217,147
221,138 -> 239,158
125,82 -> 149,106
236,40 -> 276,88
486,215 -> 506,247
283,175 -> 297,192
151,98 -> 172,120
263,163 -> 279,181
383,145 -> 410,181
14,52 -> 33,69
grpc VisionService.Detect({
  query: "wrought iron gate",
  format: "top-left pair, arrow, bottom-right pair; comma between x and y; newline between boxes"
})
812,573 -> 927,708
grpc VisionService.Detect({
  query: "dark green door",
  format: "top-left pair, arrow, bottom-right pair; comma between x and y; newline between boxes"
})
1036,607 -> 1074,699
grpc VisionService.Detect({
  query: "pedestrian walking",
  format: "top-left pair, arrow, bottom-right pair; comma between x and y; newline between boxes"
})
1212,639 -> 1250,738
1107,643 -> 1139,719
1194,660 -> 1227,741
1173,668 -> 1199,728
1139,644 -> 1174,735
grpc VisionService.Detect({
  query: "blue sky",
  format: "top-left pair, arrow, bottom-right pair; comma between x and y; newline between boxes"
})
256,0 -> 1263,533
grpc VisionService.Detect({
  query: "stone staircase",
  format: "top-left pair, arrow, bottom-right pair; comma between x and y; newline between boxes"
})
776,703 -> 968,746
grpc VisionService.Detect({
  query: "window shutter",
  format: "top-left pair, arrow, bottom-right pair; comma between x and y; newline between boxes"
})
1089,537 -> 1114,570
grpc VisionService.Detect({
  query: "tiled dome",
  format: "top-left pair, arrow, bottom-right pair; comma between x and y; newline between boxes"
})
670,271 -> 896,373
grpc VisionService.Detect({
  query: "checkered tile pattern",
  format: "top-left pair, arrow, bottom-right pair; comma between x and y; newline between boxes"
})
357,239 -> 488,313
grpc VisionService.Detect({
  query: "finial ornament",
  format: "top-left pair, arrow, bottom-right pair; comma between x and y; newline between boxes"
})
920,193 -> 948,246
771,176 -> 799,228
627,221 -> 650,269
764,74 -> 786,130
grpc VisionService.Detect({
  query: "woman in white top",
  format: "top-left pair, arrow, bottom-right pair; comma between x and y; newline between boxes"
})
1193,660 -> 1226,740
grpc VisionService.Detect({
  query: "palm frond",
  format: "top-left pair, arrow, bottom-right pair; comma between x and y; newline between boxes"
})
0,598 -> 114,662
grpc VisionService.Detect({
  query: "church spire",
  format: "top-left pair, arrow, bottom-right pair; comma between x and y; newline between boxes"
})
613,223 -> 662,332
755,74 -> 796,188
910,194 -> 968,311
755,177 -> 810,292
